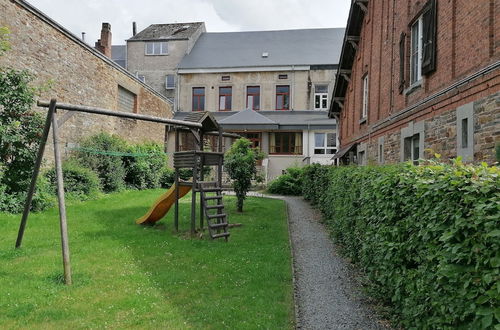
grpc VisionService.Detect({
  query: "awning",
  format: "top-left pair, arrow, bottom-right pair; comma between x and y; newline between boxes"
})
332,143 -> 357,160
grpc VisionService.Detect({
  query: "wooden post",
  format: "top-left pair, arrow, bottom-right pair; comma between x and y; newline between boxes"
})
174,129 -> 180,232
191,153 -> 198,235
218,129 -> 223,188
52,108 -> 72,285
199,132 -> 204,230
16,99 -> 56,248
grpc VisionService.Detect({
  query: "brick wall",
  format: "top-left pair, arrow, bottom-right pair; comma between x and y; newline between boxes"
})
338,0 -> 499,164
0,0 -> 173,161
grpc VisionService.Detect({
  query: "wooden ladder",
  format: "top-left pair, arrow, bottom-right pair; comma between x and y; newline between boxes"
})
199,182 -> 229,241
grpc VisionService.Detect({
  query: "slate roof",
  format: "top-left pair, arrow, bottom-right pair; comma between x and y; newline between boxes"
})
111,45 -> 126,68
174,110 -> 336,130
178,28 -> 345,69
219,109 -> 276,125
128,22 -> 204,41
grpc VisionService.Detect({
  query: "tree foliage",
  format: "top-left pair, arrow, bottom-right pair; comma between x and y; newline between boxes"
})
0,66 -> 48,212
224,138 -> 257,212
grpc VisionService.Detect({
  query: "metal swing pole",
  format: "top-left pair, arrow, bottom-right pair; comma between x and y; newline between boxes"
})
16,99 -> 56,248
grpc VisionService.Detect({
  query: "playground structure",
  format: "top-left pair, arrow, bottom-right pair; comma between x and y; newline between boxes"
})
14,99 -> 239,285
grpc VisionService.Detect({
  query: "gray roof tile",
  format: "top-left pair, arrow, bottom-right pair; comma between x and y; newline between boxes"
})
178,28 -> 345,69
128,22 -> 204,41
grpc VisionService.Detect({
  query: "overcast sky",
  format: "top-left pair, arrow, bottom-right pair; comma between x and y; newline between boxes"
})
27,0 -> 351,45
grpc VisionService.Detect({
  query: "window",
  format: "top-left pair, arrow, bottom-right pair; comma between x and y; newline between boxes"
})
362,74 -> 369,119
278,74 -> 288,80
410,17 -> 423,84
404,133 -> 420,165
192,87 -> 205,112
246,86 -> 260,110
166,75 -> 175,89
219,87 -> 232,111
409,0 -> 437,84
145,42 -> 168,55
221,75 -> 231,81
314,133 -> 336,155
456,103 -> 474,161
358,151 -> 365,166
314,85 -> 329,110
270,132 -> 302,154
240,132 -> 261,150
461,118 -> 468,148
276,85 -> 290,110
117,86 -> 136,113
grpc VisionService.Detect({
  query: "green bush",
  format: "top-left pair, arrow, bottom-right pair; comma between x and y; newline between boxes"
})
123,142 -> 167,189
72,133 -> 127,193
302,161 -> 500,329
268,167 -> 303,195
45,161 -> 101,200
160,167 -> 175,188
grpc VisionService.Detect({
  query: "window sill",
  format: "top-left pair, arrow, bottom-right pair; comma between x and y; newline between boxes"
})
404,81 -> 422,95
145,53 -> 169,56
359,117 -> 367,125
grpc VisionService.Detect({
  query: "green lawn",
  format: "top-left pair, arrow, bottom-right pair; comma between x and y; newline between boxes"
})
0,190 -> 293,329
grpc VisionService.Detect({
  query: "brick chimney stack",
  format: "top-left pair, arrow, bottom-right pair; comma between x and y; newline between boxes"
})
95,23 -> 112,57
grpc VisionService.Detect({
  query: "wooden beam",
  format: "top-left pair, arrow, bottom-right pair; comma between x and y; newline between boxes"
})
355,0 -> 368,13
16,99 -> 56,248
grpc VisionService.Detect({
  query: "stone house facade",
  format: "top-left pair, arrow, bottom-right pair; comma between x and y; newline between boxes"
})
1,0 -> 173,160
330,0 -> 499,165
126,22 -> 205,102
171,28 -> 345,180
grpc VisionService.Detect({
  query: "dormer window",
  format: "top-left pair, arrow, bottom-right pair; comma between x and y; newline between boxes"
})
145,42 -> 168,55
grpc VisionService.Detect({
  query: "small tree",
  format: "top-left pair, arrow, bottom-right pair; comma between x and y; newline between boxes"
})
224,138 -> 257,212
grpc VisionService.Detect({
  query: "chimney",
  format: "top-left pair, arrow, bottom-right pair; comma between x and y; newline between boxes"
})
95,23 -> 112,57
81,32 -> 86,42
132,22 -> 137,36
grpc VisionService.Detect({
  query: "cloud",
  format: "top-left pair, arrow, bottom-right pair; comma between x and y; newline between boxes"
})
27,0 -> 349,45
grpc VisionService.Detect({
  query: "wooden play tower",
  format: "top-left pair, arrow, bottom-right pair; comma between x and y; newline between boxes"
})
173,112 -> 231,240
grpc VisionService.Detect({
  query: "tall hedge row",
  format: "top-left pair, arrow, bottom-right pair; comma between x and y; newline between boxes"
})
302,162 -> 500,329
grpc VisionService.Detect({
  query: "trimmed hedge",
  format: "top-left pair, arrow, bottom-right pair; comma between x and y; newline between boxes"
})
268,167 -> 304,195
302,162 -> 500,329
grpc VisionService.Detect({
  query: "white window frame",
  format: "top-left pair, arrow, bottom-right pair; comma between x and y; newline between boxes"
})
145,41 -> 168,55
362,74 -> 369,119
313,132 -> 336,155
314,85 -> 329,110
410,17 -> 423,85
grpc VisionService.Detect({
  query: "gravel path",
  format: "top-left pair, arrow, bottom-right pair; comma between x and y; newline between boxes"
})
224,192 -> 388,329
283,196 -> 387,330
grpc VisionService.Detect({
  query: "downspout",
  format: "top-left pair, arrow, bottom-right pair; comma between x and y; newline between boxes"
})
176,68 -> 180,112
292,65 -> 296,110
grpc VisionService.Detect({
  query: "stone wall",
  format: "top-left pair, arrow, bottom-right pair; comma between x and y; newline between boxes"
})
1,0 -> 173,162
177,68 -> 336,112
360,92 -> 499,165
337,0 -> 499,165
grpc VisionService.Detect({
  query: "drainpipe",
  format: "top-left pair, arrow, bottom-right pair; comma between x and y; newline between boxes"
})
292,65 -> 296,110
176,69 -> 180,112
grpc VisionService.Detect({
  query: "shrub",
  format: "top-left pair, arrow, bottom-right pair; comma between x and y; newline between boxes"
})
45,160 -> 101,200
268,167 -> 303,195
159,167 -> 175,188
224,138 -> 257,212
0,67 -> 44,195
72,132 -> 127,193
302,161 -> 500,329
123,142 -> 167,189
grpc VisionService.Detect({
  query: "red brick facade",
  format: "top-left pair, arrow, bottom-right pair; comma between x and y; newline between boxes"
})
332,0 -> 500,164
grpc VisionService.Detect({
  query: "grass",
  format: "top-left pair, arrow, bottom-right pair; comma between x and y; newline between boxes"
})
0,190 -> 293,329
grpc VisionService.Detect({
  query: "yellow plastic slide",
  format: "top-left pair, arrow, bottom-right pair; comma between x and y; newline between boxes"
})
136,184 -> 191,225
